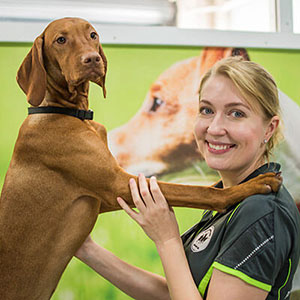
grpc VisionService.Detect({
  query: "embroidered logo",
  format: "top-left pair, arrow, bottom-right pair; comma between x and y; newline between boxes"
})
191,226 -> 214,253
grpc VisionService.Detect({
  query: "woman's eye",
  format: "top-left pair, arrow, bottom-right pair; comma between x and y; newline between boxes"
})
230,110 -> 245,118
90,32 -> 97,39
56,36 -> 66,44
199,107 -> 213,115
150,97 -> 164,112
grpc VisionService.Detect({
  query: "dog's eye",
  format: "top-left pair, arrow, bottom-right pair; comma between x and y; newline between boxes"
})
90,32 -> 98,39
57,36 -> 66,44
150,97 -> 164,112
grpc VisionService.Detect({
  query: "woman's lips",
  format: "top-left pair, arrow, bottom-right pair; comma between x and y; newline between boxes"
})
206,141 -> 236,154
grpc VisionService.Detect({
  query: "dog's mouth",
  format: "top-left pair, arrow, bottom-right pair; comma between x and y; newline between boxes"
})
87,69 -> 102,82
68,68 -> 104,86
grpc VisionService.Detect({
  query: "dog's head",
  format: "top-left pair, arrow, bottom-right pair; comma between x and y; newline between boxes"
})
17,17 -> 107,106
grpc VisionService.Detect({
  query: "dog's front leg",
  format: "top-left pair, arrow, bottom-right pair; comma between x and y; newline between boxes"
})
99,167 -> 282,213
84,121 -> 282,213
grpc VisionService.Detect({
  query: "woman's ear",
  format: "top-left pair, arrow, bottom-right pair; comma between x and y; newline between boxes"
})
264,116 -> 280,142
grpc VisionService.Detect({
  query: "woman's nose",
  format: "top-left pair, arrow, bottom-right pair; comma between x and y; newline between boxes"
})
207,115 -> 227,136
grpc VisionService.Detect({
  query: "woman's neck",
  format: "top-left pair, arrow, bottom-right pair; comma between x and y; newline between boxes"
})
219,158 -> 266,188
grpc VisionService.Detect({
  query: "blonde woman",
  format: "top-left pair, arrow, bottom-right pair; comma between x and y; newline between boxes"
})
76,57 -> 300,300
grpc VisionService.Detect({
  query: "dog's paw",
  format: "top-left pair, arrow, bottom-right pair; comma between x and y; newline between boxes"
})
248,172 -> 282,194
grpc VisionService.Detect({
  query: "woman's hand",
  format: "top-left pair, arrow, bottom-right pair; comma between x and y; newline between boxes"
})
117,174 -> 181,247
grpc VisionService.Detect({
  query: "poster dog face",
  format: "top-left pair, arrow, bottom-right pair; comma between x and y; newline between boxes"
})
108,48 -> 243,175
108,47 -> 300,204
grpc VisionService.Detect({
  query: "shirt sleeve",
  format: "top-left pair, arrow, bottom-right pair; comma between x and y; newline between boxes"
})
213,197 -> 288,292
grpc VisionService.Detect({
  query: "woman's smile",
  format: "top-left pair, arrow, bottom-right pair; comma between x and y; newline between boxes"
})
206,141 -> 236,154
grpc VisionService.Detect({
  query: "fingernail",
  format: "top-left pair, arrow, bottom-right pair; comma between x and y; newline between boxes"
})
151,176 -> 156,180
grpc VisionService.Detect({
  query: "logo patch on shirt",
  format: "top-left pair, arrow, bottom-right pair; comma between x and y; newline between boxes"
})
191,226 -> 214,253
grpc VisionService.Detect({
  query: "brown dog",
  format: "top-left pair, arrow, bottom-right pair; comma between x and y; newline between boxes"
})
0,18 -> 281,300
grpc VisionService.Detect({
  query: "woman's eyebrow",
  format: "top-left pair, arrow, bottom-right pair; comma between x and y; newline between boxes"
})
199,99 -> 211,105
200,99 -> 251,110
225,102 -> 251,110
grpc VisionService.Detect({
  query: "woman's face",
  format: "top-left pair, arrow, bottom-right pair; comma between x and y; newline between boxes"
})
194,74 -> 276,179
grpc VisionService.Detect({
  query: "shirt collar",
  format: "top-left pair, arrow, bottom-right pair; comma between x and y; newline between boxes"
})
214,162 -> 281,189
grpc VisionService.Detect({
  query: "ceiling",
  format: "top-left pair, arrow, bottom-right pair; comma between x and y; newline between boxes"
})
0,0 -> 176,25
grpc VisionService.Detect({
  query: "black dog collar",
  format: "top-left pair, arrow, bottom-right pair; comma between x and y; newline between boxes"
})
28,106 -> 94,121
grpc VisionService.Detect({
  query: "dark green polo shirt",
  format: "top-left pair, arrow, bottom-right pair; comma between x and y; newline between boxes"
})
181,163 -> 300,299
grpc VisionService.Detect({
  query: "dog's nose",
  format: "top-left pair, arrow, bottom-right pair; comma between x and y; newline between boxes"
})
81,52 -> 101,65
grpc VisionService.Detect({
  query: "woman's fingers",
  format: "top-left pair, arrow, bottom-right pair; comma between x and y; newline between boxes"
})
149,176 -> 168,207
117,176 -> 180,244
118,174 -> 167,223
117,197 -> 140,222
129,178 -> 146,213
138,174 -> 155,207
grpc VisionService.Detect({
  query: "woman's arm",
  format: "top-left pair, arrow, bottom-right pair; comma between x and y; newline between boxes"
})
76,174 -> 269,300
155,237 -> 203,300
117,174 -> 203,300
76,237 -> 268,300
153,238 -> 268,300
117,174 -> 269,300
207,268 -> 268,300
75,236 -> 170,300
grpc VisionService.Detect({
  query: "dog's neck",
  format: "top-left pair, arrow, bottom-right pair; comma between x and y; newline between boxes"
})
41,77 -> 90,111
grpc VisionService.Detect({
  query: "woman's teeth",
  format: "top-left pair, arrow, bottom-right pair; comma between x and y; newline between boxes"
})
208,143 -> 232,150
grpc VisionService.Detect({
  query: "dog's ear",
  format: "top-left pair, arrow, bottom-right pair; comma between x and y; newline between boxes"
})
199,47 -> 250,75
231,48 -> 250,61
95,43 -> 107,98
16,34 -> 47,106
199,47 -> 232,75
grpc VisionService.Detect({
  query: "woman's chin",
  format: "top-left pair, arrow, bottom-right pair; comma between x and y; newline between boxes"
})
205,159 -> 232,172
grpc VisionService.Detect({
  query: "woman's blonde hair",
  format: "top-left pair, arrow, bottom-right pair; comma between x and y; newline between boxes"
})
198,56 -> 282,161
